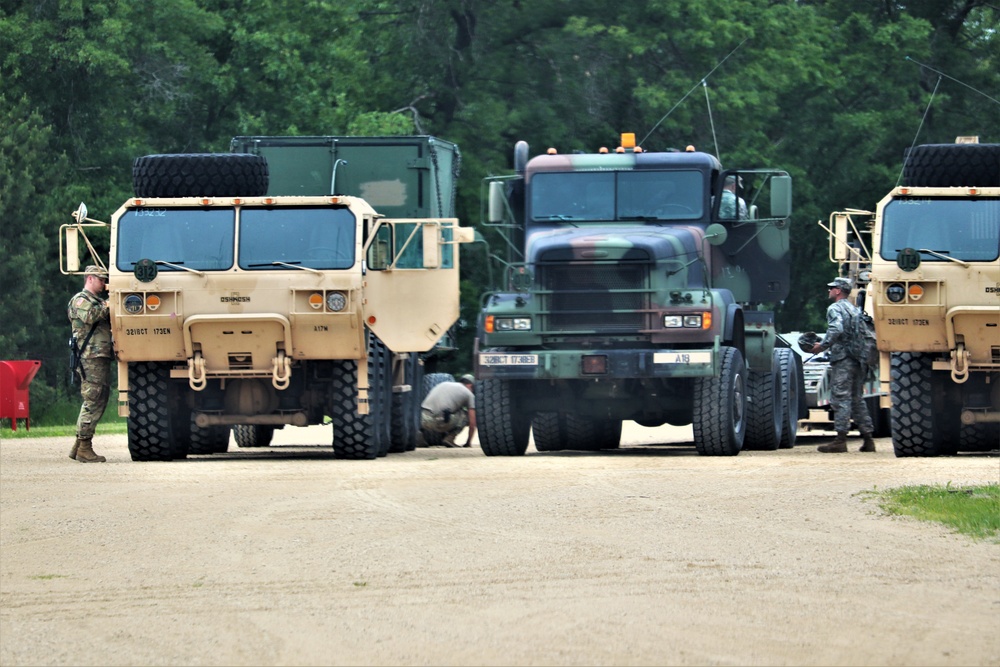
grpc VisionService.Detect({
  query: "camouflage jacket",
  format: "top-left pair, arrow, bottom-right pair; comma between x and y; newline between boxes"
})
819,299 -> 857,363
68,290 -> 113,359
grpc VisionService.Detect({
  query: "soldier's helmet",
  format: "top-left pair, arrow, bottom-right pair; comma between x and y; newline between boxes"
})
797,331 -> 821,353
84,265 -> 108,280
826,277 -> 852,293
459,374 -> 476,386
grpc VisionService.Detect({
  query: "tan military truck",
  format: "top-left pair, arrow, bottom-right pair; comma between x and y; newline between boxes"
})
60,152 -> 471,460
832,139 -> 999,456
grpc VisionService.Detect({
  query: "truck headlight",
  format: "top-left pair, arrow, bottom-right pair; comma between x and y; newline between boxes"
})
493,317 -> 531,331
326,291 -> 347,312
123,294 -> 143,314
886,283 -> 905,303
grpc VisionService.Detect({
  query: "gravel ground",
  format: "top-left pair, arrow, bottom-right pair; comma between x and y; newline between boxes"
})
1,423 -> 998,667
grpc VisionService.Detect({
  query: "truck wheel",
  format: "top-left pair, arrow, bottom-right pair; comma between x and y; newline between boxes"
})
866,397 -> 892,439
597,419 -> 622,450
478,378 -> 530,456
890,352 -> 947,456
419,372 -> 454,447
389,358 -> 420,452
902,143 -> 1000,187
744,354 -> 783,451
959,422 -> 1000,453
329,359 -> 380,460
127,361 -> 188,461
532,412 -> 567,451
132,153 -> 269,198
188,416 -> 230,454
774,348 -> 800,449
693,346 -> 747,456
371,336 -> 393,457
233,425 -> 274,447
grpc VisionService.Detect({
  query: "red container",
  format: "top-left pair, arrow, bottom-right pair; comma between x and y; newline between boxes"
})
1,360 -> 42,431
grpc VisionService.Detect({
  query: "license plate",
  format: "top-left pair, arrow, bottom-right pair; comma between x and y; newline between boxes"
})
479,353 -> 539,366
653,351 -> 711,364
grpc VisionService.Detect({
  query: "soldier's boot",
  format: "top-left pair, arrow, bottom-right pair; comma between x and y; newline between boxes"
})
817,432 -> 848,453
75,437 -> 106,463
859,432 -> 877,453
69,438 -> 81,460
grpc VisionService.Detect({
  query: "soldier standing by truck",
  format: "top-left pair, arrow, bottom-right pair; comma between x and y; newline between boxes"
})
68,265 -> 112,463
810,277 -> 876,453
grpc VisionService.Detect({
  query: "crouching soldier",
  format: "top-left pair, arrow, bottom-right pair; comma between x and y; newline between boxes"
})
420,374 -> 477,447
68,266 -> 113,462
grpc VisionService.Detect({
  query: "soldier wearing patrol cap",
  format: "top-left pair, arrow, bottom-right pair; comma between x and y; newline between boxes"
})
420,374 -> 477,447
67,265 -> 113,462
810,277 -> 875,453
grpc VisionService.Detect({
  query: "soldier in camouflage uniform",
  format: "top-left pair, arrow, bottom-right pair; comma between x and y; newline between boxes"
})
67,265 -> 113,462
810,277 -> 876,453
420,374 -> 477,447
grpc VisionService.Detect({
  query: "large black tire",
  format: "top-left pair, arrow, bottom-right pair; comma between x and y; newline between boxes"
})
419,372 -> 455,447
775,348 -> 800,449
902,143 -> 1000,187
692,346 -> 747,456
371,337 -> 393,457
867,396 -> 892,439
478,378 -> 530,456
233,424 -> 274,448
744,353 -> 783,451
389,356 -> 420,453
959,422 -> 1000,453
329,358 -> 380,460
890,352 -> 949,456
132,153 -> 269,198
127,361 -> 188,461
597,419 -> 622,450
188,416 -> 230,454
532,412 -> 567,452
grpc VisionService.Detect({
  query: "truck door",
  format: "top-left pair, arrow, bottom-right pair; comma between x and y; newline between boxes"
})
362,218 -> 471,352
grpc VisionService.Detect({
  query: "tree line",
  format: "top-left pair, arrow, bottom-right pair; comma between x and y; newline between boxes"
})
1,0 -> 996,420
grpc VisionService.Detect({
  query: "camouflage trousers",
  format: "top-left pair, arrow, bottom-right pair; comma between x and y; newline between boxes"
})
420,407 -> 468,436
830,357 -> 873,434
76,357 -> 111,439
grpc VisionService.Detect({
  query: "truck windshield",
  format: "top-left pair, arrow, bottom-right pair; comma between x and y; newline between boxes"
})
239,207 -> 356,270
530,170 -> 704,222
116,207 -> 234,271
880,198 -> 1000,262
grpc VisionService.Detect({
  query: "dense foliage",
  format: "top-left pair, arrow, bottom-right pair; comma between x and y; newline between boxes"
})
2,0 -> 997,418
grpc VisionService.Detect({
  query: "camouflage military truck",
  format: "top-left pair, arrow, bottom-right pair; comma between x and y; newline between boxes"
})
60,140 -> 471,461
474,134 -> 806,456
849,138 -> 1000,456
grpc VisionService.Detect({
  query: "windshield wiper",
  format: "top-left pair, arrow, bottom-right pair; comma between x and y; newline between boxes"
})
917,248 -> 970,267
154,260 -> 205,276
271,260 -> 322,274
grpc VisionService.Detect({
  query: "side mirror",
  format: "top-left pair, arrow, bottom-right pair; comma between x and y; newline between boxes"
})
832,213 -> 850,262
488,181 -> 505,223
770,175 -> 792,219
704,223 -> 728,246
65,227 -> 81,272
422,224 -> 440,269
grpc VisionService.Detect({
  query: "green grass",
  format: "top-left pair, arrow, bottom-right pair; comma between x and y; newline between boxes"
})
863,483 -> 1000,541
0,418 -> 127,439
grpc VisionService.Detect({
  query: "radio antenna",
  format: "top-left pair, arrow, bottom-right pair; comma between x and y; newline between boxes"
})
640,37 -> 749,147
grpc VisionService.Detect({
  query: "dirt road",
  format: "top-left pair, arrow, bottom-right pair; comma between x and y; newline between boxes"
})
1,424 -> 997,666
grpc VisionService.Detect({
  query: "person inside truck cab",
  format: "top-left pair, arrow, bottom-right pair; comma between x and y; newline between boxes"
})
719,175 -> 748,220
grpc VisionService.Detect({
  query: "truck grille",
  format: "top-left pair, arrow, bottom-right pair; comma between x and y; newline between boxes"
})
538,262 -> 650,333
